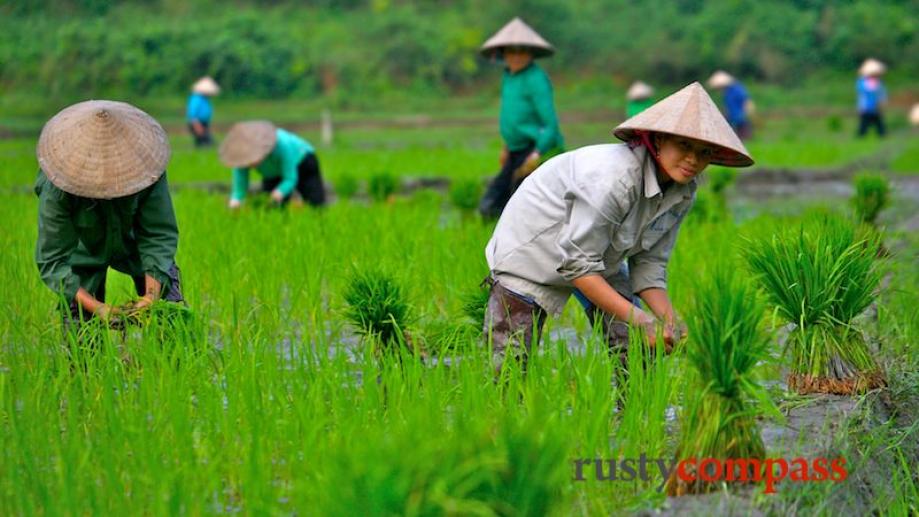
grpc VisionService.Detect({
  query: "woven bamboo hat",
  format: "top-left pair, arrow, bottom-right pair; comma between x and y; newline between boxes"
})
707,70 -> 736,89
614,82 -> 754,167
626,81 -> 654,101
480,17 -> 554,58
909,104 -> 919,127
859,58 -> 886,77
192,76 -> 220,96
219,121 -> 277,167
36,100 -> 170,199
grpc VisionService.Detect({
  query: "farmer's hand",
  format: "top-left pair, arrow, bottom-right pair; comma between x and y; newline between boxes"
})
637,317 -> 675,353
520,150 -> 541,176
666,319 -> 688,344
132,294 -> 156,311
270,189 -> 285,204
228,198 -> 242,209
499,147 -> 509,167
94,304 -> 122,323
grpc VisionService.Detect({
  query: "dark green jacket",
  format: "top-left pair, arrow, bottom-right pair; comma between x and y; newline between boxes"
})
499,63 -> 564,154
34,170 -> 179,301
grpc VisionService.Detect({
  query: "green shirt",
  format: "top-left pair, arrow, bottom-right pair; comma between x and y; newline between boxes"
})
499,63 -> 564,154
34,170 -> 179,301
231,128 -> 315,201
626,98 -> 654,118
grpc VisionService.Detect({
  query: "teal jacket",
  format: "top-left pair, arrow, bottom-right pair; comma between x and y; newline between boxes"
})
35,170 -> 179,301
231,128 -> 315,201
499,63 -> 564,154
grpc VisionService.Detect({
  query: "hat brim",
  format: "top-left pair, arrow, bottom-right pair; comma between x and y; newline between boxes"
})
613,128 -> 754,168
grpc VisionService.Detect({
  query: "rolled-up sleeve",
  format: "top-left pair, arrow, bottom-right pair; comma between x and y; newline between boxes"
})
629,216 -> 685,293
35,176 -> 81,301
135,173 -> 179,288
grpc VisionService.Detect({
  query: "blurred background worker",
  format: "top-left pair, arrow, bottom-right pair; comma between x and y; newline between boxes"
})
187,76 -> 220,147
707,70 -> 754,140
220,121 -> 326,209
477,17 -> 564,219
34,100 -> 185,331
625,81 -> 654,118
856,58 -> 888,138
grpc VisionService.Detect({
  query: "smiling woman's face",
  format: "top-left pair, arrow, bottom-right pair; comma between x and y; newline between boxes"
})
654,134 -> 716,184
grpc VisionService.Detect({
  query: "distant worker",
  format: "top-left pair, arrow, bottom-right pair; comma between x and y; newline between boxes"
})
483,82 -> 753,374
477,17 -> 564,219
707,71 -> 753,140
35,100 -> 185,331
220,121 -> 326,208
626,81 -> 654,118
187,76 -> 220,147
856,58 -> 887,138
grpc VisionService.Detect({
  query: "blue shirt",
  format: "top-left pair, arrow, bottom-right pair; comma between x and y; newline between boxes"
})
186,93 -> 212,124
723,83 -> 749,127
856,77 -> 886,114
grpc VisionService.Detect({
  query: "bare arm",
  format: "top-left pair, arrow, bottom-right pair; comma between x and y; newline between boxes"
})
571,274 -> 654,325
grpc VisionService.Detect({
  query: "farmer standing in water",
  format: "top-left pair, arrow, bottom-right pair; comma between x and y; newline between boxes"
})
477,17 -> 564,218
483,82 -> 754,374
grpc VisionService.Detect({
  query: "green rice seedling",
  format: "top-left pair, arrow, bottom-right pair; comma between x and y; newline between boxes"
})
851,173 -> 890,226
743,213 -> 885,394
449,178 -> 483,212
368,172 -> 399,202
334,173 -> 360,200
343,269 -> 412,355
460,283 -> 490,330
666,265 -> 775,495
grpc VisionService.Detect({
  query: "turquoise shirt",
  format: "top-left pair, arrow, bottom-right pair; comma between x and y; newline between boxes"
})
186,93 -> 212,123
499,63 -> 564,154
231,128 -> 315,201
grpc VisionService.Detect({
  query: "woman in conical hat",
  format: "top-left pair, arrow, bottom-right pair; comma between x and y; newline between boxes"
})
483,82 -> 753,374
477,17 -> 565,218
855,59 -> 887,138
219,121 -> 326,208
35,100 -> 185,331
187,76 -> 220,147
626,81 -> 655,118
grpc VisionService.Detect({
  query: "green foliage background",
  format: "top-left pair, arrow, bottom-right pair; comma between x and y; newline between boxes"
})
1,0 -> 915,102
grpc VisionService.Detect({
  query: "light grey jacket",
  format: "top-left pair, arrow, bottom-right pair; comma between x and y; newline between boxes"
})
485,143 -> 696,315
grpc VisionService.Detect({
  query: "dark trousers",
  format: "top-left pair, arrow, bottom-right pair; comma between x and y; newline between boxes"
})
857,112 -> 886,137
188,122 -> 212,147
483,279 -> 634,374
66,263 -> 185,326
478,146 -> 534,218
261,153 -> 327,207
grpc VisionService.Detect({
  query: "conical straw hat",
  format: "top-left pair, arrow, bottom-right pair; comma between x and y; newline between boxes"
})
192,76 -> 220,95
707,70 -> 735,89
36,100 -> 170,199
480,17 -> 554,58
219,121 -> 277,167
859,58 -> 886,77
627,81 -> 654,100
614,82 -> 754,167
909,104 -> 919,127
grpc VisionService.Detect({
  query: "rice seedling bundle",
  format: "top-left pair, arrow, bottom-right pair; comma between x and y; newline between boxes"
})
368,172 -> 399,202
743,213 -> 885,394
851,173 -> 890,226
666,264 -> 774,495
343,269 -> 412,356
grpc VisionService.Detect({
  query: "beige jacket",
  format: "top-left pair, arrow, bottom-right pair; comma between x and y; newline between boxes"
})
485,143 -> 696,315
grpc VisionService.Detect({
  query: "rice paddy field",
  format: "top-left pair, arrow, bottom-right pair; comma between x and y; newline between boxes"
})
1,104 -> 918,515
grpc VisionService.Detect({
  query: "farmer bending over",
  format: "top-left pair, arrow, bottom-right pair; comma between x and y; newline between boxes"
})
186,76 -> 220,147
483,82 -> 754,373
220,121 -> 326,208
35,100 -> 185,330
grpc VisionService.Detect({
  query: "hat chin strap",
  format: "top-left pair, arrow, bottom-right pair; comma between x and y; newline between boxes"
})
631,129 -> 668,176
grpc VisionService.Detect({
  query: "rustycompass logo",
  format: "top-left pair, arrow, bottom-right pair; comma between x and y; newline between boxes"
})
572,454 -> 848,494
